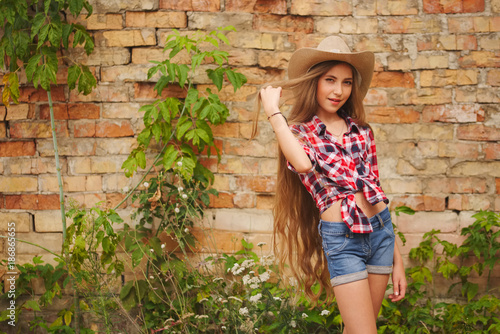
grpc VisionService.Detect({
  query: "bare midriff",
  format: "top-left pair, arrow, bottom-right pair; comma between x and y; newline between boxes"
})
320,192 -> 387,222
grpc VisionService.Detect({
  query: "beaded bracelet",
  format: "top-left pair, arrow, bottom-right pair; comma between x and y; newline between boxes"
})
267,112 -> 288,125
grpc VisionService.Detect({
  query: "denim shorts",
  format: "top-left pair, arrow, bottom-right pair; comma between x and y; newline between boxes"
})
318,207 -> 395,287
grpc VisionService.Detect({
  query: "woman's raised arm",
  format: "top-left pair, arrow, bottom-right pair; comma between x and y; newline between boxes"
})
260,86 -> 313,173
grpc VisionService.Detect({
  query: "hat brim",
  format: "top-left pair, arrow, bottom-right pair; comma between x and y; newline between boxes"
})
288,48 -> 375,98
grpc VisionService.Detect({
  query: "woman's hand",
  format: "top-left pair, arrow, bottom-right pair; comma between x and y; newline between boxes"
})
388,259 -> 407,302
260,86 -> 282,118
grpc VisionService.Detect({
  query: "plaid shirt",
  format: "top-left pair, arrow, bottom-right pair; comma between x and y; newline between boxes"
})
288,114 -> 388,233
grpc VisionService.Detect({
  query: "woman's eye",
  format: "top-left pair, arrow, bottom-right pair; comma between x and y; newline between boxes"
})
344,81 -> 353,86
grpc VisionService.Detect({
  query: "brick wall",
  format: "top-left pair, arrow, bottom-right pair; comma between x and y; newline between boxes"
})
0,0 -> 499,282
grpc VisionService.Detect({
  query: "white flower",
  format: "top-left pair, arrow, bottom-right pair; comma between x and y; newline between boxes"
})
249,293 -> 262,304
174,207 -> 180,213
161,244 -> 166,249
123,186 -> 130,193
177,161 -> 183,167
273,297 -> 282,301
242,274 -> 251,285
321,310 -> 331,316
260,255 -> 275,266
290,320 -> 296,328
239,307 -> 249,316
199,298 -> 208,302
250,283 -> 259,289
213,277 -> 223,282
149,275 -> 154,279
178,186 -> 184,192
182,194 -> 188,199
150,248 -> 154,252
302,313 -> 308,318
195,315 -> 209,319
143,182 -> 150,188
259,271 -> 270,282
257,242 -> 267,247
184,228 -> 189,233
221,326 -> 226,330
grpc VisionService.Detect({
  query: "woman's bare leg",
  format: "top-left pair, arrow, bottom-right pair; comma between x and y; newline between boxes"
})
333,279 -> 377,334
368,273 -> 390,320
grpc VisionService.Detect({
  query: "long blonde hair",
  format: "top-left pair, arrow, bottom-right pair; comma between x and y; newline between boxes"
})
252,61 -> 370,305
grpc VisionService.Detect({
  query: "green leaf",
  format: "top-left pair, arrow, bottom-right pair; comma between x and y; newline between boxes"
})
69,0 -> 84,16
137,128 -> 152,146
120,281 -> 134,300
176,64 -> 189,87
176,116 -> 192,140
26,54 -> 43,82
136,150 -> 146,169
395,205 -> 416,216
77,65 -> 96,95
122,156 -> 138,177
67,65 -> 81,91
23,300 -> 41,311
31,12 -> 47,40
62,23 -> 73,49
225,69 -> 247,92
48,23 -> 62,47
162,145 -> 178,170
207,68 -> 225,91
63,310 -> 73,326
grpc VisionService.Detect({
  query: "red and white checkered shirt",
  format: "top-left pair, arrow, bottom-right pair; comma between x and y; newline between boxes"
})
288,114 -> 388,233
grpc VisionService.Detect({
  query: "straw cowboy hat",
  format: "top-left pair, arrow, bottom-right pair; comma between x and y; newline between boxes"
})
288,36 -> 375,98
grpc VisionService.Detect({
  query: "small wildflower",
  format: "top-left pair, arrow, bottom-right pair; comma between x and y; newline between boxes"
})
242,274 -> 251,285
122,186 -> 130,193
182,194 -> 188,199
174,207 -> 180,213
213,277 -> 223,282
143,182 -> 150,188
161,244 -> 166,249
290,320 -> 296,328
149,275 -> 154,279
195,315 -> 209,319
150,248 -> 154,252
302,313 -> 308,319
177,161 -> 183,167
257,242 -> 267,247
199,298 -> 208,302
184,228 -> 189,233
321,310 -> 331,316
178,186 -> 184,192
259,271 -> 270,282
249,293 -> 262,304
239,307 -> 249,316
250,283 -> 259,289
273,297 -> 282,301
221,326 -> 226,330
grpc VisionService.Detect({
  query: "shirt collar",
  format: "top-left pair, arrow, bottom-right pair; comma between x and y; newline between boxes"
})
306,113 -> 360,136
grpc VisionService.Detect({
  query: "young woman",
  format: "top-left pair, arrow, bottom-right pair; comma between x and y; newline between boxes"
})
253,36 -> 407,333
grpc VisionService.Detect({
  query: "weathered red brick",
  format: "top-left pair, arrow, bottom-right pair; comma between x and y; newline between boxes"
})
95,120 -> 134,138
0,122 -> 5,138
487,69 -> 500,86
256,194 -> 274,210
226,0 -> 286,14
438,142 -> 480,159
485,143 -> 500,160
463,0 -> 485,12
68,104 -> 100,119
209,192 -> 235,208
0,141 -> 36,157
18,86 -> 66,103
9,121 -> 69,139
423,177 -> 487,194
496,178 -> 500,194
235,175 -> 276,193
234,192 -> 256,208
371,72 -> 415,88
253,14 -> 313,33
199,157 -> 218,173
160,0 -> 220,11
126,11 -> 187,28
40,104 -> 69,120
457,35 -> 478,50
211,123 -> 240,138
73,121 -> 96,138
133,82 -> 187,100
459,51 -> 500,68
422,105 -> 485,123
390,195 -> 446,211
5,194 -> 60,210
457,124 -> 500,141
366,107 -> 420,124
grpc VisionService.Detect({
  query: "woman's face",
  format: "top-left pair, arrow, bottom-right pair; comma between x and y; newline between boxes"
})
315,63 -> 353,119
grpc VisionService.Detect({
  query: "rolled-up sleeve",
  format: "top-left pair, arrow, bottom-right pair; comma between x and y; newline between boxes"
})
287,126 -> 317,174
